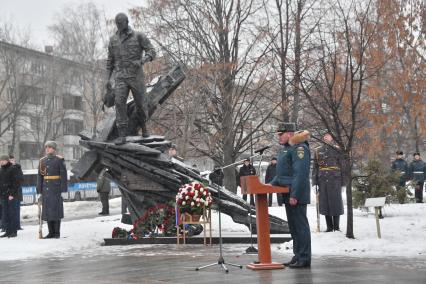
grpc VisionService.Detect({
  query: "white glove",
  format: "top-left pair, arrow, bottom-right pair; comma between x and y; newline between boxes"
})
36,194 -> 41,200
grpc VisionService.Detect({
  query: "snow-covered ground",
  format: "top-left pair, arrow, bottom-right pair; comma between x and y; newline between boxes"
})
1,194 -> 425,261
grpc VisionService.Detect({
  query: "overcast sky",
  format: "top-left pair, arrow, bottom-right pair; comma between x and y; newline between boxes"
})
0,0 -> 145,49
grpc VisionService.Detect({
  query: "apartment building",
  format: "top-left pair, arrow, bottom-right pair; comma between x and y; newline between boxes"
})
0,40 -> 104,170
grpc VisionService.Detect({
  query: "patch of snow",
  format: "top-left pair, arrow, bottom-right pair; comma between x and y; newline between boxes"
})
1,194 -> 425,261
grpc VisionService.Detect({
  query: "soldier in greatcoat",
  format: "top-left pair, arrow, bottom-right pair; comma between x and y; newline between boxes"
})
391,150 -> 408,188
312,133 -> 344,232
36,141 -> 68,238
409,152 -> 425,203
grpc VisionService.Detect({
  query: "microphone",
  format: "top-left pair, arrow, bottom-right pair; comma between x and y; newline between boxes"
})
254,145 -> 271,154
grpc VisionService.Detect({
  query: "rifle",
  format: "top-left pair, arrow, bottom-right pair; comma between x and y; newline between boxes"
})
315,185 -> 320,233
37,195 -> 43,239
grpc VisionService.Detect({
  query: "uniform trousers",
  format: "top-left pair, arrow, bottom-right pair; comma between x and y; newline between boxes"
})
285,203 -> 311,264
415,182 -> 424,203
1,199 -> 18,234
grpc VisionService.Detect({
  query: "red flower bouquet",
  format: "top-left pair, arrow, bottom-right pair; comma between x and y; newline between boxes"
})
176,182 -> 213,214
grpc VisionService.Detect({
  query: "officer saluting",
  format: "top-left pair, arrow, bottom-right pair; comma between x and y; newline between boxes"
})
36,141 -> 68,238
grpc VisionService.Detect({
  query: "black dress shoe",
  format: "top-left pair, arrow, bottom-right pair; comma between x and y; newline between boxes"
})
0,233 -> 9,238
7,232 -> 17,238
289,261 -> 311,269
43,233 -> 53,239
325,228 -> 333,232
99,212 -> 109,216
283,257 -> 297,266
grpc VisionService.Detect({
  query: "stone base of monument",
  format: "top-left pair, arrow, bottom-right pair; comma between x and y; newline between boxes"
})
103,235 -> 291,246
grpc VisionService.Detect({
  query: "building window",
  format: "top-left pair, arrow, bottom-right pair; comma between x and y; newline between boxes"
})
72,146 -> 83,160
63,95 -> 83,110
53,96 -> 61,110
20,85 -> 44,105
5,116 -> 13,132
52,122 -> 61,136
63,119 -> 83,135
31,61 -> 46,75
19,142 -> 43,160
29,116 -> 42,131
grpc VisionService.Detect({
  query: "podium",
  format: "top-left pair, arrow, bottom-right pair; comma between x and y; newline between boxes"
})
240,176 -> 289,270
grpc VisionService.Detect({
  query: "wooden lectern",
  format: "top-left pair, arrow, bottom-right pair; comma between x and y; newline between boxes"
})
240,176 -> 289,270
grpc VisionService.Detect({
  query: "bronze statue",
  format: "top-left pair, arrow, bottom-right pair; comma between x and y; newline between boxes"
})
74,65 -> 289,235
106,12 -> 156,143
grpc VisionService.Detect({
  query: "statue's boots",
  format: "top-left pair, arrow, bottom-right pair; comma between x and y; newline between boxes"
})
141,121 -> 150,138
114,126 -> 127,145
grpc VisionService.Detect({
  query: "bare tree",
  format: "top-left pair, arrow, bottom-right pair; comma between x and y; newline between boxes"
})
48,2 -> 108,135
0,22 -> 39,155
132,0 -> 279,192
300,0 -> 381,238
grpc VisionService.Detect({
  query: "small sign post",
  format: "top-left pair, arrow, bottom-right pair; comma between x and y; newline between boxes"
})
364,197 -> 386,239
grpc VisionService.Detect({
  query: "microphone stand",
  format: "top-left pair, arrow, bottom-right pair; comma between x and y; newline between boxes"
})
195,161 -> 246,273
195,151 -> 268,272
245,149 -> 269,255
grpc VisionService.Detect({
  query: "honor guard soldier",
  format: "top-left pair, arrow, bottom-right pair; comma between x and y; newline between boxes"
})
312,133 -> 345,232
36,141 -> 68,238
409,152 -> 425,203
391,151 -> 409,189
270,123 -> 311,268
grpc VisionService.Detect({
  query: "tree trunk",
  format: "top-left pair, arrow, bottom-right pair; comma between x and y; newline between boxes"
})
344,152 -> 354,239
277,0 -> 290,122
291,0 -> 302,124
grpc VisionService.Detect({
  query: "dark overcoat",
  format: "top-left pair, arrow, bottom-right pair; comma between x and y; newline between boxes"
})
265,164 -> 277,184
312,144 -> 344,216
409,159 -> 425,183
237,164 -> 256,186
0,162 -> 21,200
12,163 -> 24,201
96,171 -> 111,193
36,154 -> 68,221
391,158 -> 409,186
209,170 -> 224,186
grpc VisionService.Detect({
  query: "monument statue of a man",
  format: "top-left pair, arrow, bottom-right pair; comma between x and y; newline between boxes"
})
106,12 -> 156,142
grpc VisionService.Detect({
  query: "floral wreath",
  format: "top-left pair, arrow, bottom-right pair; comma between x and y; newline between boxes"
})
176,181 -> 213,215
112,203 -> 176,239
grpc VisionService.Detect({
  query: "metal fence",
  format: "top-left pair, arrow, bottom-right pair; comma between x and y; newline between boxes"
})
22,182 -> 121,204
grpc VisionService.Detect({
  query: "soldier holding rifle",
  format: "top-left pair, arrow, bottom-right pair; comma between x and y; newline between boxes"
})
36,141 -> 68,239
